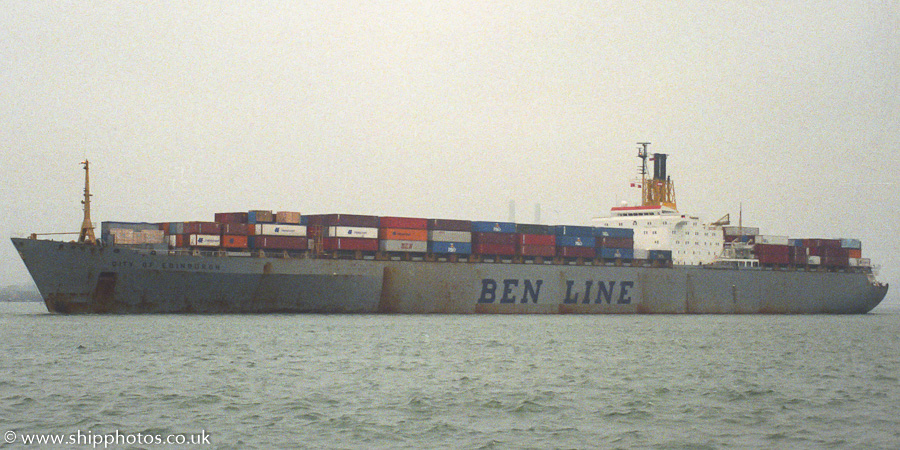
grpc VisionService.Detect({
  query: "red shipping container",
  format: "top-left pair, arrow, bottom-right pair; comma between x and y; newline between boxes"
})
600,237 -> 634,248
214,212 -> 249,224
173,234 -> 188,248
184,221 -> 222,235
250,235 -> 309,250
159,222 -> 170,234
379,216 -> 428,229
517,245 -> 556,257
473,232 -> 516,246
221,223 -> 253,236
557,246 -> 596,258
755,244 -> 790,264
322,237 -> 379,252
221,235 -> 249,249
428,218 -> 472,232
789,246 -> 808,265
473,243 -> 516,256
518,234 -> 555,246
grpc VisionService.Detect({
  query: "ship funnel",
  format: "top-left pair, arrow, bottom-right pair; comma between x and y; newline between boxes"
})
653,153 -> 667,180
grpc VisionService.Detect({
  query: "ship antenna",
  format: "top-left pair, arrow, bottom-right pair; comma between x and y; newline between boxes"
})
637,142 -> 650,206
78,160 -> 97,244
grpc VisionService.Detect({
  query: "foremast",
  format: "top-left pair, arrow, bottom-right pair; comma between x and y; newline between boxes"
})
78,160 -> 96,244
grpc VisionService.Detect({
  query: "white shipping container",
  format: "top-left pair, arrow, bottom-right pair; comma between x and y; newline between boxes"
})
848,258 -> 859,267
632,249 -> 649,260
756,235 -> 790,245
327,226 -> 379,239
255,224 -> 307,237
110,229 -> 135,244
723,226 -> 760,236
807,255 -> 821,265
189,234 -> 221,247
427,230 -> 472,243
379,240 -> 428,253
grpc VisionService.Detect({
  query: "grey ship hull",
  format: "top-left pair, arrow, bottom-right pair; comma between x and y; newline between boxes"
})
11,238 -> 888,314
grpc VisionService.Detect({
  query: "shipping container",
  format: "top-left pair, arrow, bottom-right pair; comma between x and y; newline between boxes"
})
554,225 -> 593,237
472,232 -> 517,246
755,244 -> 790,265
428,218 -> 472,232
427,230 -> 472,243
848,249 -> 862,259
221,223 -> 253,236
248,210 -> 275,224
517,234 -> 555,246
168,222 -> 184,235
183,222 -> 222,235
648,250 -> 673,260
633,248 -> 649,260
380,216 -> 428,229
859,258 -> 871,266
137,229 -> 165,245
516,223 -> 551,235
326,226 -> 379,239
599,237 -> 634,248
600,248 -> 634,259
253,224 -> 308,237
788,238 -> 804,247
101,221 -> 160,233
379,228 -> 428,241
249,235 -> 308,250
106,229 -> 134,245
214,212 -> 249,224
756,235 -> 790,245
471,221 -> 516,234
517,245 -> 556,257
379,240 -> 428,253
594,227 -> 634,238
189,234 -> 221,247
557,246 -> 595,258
472,243 -> 516,256
840,238 -> 862,249
723,226 -> 760,236
556,236 -> 596,247
322,237 -> 379,252
808,246 -> 849,258
807,255 -> 821,265
789,246 -> 808,265
275,211 -> 302,224
307,214 -> 380,228
428,241 -> 472,255
221,235 -> 249,249
803,239 -> 841,249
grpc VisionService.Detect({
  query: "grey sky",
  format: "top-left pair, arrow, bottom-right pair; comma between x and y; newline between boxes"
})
2,2 -> 898,304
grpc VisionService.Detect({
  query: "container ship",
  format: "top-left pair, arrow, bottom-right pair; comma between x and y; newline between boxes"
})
11,145 -> 888,314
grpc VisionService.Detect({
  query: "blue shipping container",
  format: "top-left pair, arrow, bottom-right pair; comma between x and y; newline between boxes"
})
554,225 -> 593,237
600,247 -> 634,259
788,239 -> 804,247
648,250 -> 673,260
594,227 -> 634,238
471,221 -> 516,234
428,241 -> 473,255
840,239 -> 862,249
556,236 -> 596,247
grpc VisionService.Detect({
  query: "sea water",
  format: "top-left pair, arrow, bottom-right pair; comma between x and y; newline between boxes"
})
1,302 -> 899,449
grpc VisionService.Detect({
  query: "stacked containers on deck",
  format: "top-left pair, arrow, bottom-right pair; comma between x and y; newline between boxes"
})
554,226 -> 595,259
515,224 -> 555,258
102,222 -> 166,246
379,217 -> 428,253
841,239 -> 862,260
215,212 -> 251,249
471,221 -> 516,256
427,219 -> 472,255
753,235 -> 790,265
804,239 -> 848,267
787,239 -> 807,265
249,210 -> 307,251
307,214 -> 380,252
594,227 -> 635,260
723,226 -> 760,244
168,221 -> 222,248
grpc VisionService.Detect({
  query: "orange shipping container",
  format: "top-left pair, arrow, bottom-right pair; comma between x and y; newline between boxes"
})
848,249 -> 862,259
221,235 -> 249,249
276,211 -> 302,224
379,228 -> 428,241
